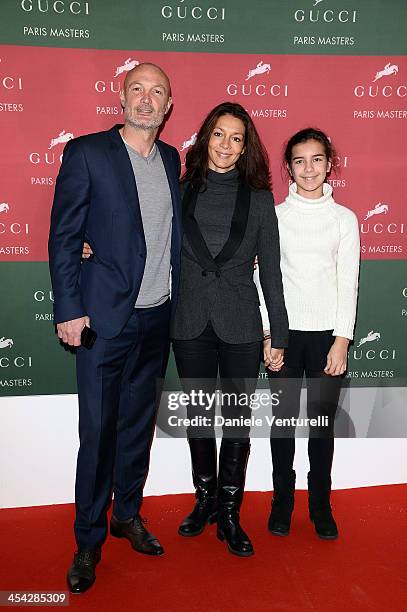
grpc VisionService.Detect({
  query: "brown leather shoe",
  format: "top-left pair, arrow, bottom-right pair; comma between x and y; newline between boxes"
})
110,515 -> 164,555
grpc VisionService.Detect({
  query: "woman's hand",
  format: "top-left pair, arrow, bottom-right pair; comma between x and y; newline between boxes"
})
324,336 -> 349,376
263,338 -> 284,372
82,242 -> 93,259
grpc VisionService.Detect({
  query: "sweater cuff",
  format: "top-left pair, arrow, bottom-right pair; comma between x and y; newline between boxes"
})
332,324 -> 354,341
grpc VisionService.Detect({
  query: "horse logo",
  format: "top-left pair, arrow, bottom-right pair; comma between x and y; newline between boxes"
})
0,203 -> 10,213
364,203 -> 389,221
114,58 -> 139,78
180,132 -> 197,152
48,131 -> 74,150
357,331 -> 381,348
245,61 -> 271,81
373,63 -> 399,83
0,337 -> 14,349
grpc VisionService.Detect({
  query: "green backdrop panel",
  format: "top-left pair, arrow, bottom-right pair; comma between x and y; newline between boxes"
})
0,260 -> 405,396
1,0 -> 406,55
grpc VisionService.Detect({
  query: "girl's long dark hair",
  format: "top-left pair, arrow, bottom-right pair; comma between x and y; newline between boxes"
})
181,102 -> 271,190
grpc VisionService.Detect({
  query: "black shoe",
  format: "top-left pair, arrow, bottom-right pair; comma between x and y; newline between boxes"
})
217,439 -> 253,557
178,438 -> 218,537
268,470 -> 295,537
110,515 -> 164,555
67,548 -> 101,594
308,472 -> 338,540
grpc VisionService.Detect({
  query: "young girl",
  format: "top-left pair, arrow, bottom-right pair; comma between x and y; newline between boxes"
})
255,128 -> 360,540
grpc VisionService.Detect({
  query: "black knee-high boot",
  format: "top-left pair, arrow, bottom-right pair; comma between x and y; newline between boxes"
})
178,438 -> 217,537
217,439 -> 253,557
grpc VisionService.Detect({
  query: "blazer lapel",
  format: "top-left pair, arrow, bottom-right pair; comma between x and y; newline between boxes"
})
215,183 -> 251,266
106,125 -> 144,230
183,182 -> 251,270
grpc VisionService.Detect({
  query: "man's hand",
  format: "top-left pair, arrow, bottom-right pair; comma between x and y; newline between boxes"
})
324,336 -> 349,376
263,338 -> 284,372
57,316 -> 90,347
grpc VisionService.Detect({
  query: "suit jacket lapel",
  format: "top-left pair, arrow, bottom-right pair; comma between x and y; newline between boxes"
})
106,125 -> 144,230
106,127 -> 183,259
183,182 -> 251,270
215,183 -> 251,266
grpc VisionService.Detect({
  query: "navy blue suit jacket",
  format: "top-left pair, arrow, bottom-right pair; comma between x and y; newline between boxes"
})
48,125 -> 182,339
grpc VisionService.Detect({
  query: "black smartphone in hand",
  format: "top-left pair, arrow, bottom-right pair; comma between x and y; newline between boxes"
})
81,326 -> 97,350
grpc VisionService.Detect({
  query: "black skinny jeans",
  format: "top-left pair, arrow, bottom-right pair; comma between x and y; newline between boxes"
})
268,365 -> 342,481
172,322 -> 262,440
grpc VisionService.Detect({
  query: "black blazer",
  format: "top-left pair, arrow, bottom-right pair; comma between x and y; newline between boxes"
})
49,125 -> 182,339
170,182 -> 288,347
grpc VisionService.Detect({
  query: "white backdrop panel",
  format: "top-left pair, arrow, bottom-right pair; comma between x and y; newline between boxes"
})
1,394 -> 406,509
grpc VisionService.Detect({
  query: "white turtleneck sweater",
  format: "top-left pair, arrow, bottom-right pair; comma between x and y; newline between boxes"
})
254,182 -> 360,340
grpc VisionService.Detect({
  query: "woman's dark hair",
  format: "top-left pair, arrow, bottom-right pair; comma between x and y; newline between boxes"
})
181,102 -> 271,190
284,127 -> 337,172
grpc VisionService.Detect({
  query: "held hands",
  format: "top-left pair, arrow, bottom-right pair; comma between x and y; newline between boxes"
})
324,336 -> 349,376
57,316 -> 89,347
263,338 -> 284,372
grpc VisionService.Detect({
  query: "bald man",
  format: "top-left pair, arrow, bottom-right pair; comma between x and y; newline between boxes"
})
49,64 -> 182,593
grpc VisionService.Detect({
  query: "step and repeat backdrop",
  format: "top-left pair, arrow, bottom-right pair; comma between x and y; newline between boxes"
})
0,0 -> 406,397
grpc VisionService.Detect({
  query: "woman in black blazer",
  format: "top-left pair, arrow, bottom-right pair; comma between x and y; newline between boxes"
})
171,102 -> 288,557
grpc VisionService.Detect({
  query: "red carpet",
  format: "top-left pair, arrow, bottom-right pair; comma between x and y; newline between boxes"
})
1,486 -> 406,611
